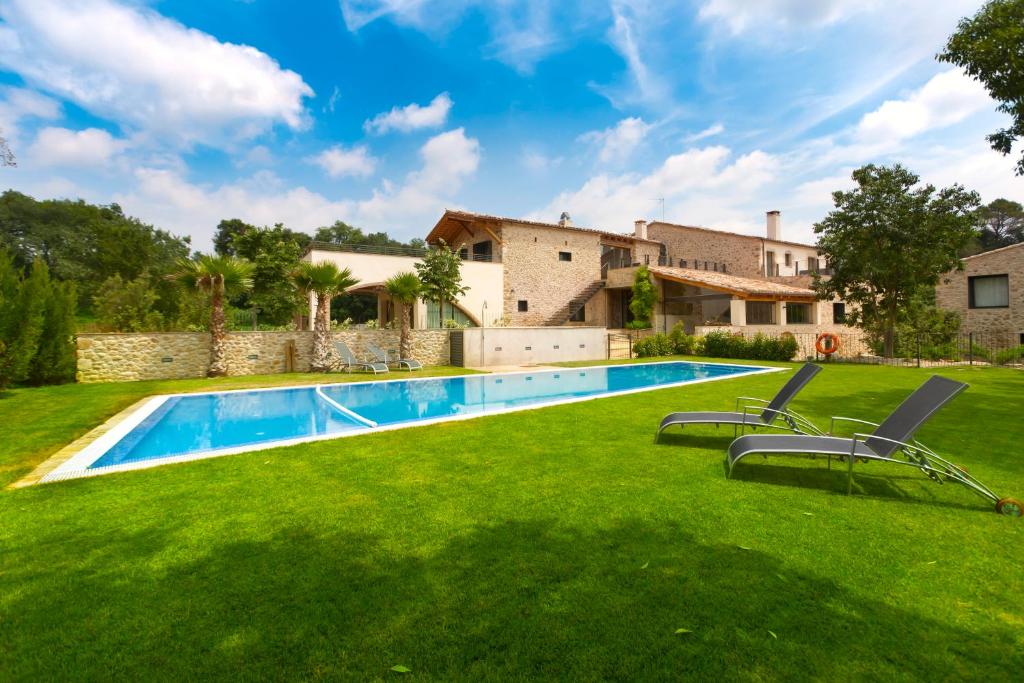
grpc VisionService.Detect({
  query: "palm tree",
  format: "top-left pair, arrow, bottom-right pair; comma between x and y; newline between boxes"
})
384,272 -> 422,360
171,255 -> 254,377
292,262 -> 359,372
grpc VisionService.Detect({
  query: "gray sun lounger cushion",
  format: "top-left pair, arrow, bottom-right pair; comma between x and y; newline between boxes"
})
657,363 -> 821,438
727,375 -> 968,474
365,342 -> 423,371
334,342 -> 389,374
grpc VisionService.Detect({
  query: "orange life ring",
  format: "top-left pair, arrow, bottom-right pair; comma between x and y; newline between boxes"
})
815,332 -> 840,355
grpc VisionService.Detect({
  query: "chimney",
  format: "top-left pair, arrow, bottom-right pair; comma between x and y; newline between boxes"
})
634,219 -> 648,240
558,211 -> 573,227
766,210 -> 781,241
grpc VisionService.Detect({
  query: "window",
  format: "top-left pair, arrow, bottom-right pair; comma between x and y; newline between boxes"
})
472,240 -> 493,261
569,305 -> 585,322
784,252 -> 792,267
785,302 -> 812,324
558,251 -> 572,262
746,301 -> 775,325
833,302 -> 846,325
968,274 -> 1009,308
517,300 -> 529,312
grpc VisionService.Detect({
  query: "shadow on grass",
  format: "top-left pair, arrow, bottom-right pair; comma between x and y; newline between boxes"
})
2,518 -> 1018,680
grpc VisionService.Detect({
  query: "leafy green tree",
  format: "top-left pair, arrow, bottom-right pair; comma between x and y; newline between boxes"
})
230,224 -> 311,326
975,198 -> 1024,251
171,256 -> 254,377
384,272 -> 422,360
213,219 -> 254,256
939,1 -> 1024,174
0,253 -> 47,389
292,262 -> 359,372
628,265 -> 656,329
813,164 -> 980,356
0,191 -> 191,311
93,274 -> 165,332
414,240 -> 467,328
29,270 -> 77,385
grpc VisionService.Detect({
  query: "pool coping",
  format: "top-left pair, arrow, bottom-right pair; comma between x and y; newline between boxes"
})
22,360 -> 784,486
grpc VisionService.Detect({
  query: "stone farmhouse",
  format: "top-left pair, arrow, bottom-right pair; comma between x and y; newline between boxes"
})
936,242 -> 1024,345
304,209 -> 854,337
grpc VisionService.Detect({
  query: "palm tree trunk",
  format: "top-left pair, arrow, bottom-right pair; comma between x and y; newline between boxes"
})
209,286 -> 228,377
311,292 -> 332,372
400,302 -> 411,359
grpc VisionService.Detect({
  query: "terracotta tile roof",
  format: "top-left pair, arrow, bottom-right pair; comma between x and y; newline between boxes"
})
649,265 -> 817,300
429,209 -> 662,245
648,220 -> 819,250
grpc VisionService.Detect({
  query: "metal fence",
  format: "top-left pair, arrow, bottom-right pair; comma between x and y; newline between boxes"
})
608,328 -> 1024,367
725,330 -> 1024,368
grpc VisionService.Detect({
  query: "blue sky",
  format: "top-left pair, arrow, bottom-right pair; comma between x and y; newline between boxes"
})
0,0 -> 1019,249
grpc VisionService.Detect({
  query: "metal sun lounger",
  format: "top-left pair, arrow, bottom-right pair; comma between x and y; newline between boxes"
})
655,363 -> 823,442
726,375 -> 1021,516
365,341 -> 423,371
333,341 -> 389,375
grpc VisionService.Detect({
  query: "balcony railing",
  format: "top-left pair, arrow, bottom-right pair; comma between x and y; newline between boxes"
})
307,241 -> 499,262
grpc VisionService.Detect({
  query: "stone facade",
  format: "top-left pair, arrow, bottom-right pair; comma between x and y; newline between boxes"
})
500,222 -> 606,326
647,222 -> 764,276
936,243 -> 1024,337
76,330 -> 451,383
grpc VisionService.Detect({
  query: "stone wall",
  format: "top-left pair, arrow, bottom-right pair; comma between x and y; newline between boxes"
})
936,244 -> 1024,335
647,222 -> 763,277
501,222 -> 605,326
76,330 -> 451,383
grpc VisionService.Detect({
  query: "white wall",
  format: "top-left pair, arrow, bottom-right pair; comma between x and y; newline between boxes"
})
460,327 -> 608,366
304,249 -> 504,327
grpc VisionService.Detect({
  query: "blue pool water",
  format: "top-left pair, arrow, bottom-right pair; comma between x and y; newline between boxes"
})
88,361 -> 768,470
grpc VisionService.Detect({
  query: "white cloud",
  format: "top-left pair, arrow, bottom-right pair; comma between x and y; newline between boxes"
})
340,1 -> 597,73
685,123 -> 724,143
0,86 -> 60,142
579,117 -> 651,163
309,145 -> 377,178
0,0 -> 313,146
592,1 -> 669,107
521,149 -> 564,172
532,145 -> 777,233
364,92 -> 452,134
113,128 -> 481,248
855,69 -> 992,146
28,127 -> 127,167
698,0 -> 876,35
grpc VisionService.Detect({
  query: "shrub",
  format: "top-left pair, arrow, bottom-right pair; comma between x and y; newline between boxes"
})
994,345 -> 1024,365
93,274 -> 165,332
697,330 -> 799,362
668,323 -> 696,355
633,333 -> 675,357
0,253 -> 77,388
629,265 -> 656,327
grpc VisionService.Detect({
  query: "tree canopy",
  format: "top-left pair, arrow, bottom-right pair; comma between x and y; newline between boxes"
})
971,198 -> 1024,253
813,164 -> 980,356
939,0 -> 1024,174
414,240 -> 467,324
0,190 -> 191,315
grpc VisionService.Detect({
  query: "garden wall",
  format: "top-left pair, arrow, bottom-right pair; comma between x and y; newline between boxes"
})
76,330 -> 450,383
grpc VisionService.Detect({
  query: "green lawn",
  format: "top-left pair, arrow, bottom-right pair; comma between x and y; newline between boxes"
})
1,360 -> 1022,680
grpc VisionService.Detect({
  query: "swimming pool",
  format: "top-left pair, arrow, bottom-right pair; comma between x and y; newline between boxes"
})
44,361 -> 779,482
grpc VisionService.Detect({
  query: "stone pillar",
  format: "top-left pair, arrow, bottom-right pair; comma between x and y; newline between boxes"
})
730,297 -> 746,327
777,300 -> 787,325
